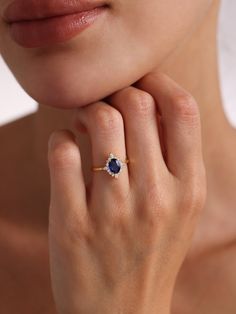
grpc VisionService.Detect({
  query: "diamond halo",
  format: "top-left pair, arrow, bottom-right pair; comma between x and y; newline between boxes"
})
103,153 -> 125,179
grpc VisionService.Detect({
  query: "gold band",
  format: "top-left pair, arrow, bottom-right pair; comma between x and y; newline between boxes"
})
92,158 -> 129,171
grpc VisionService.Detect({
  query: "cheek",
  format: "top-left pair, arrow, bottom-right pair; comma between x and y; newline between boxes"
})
120,0 -> 213,61
0,0 -> 212,109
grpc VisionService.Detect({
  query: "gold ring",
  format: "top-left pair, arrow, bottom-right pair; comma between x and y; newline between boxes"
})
91,153 -> 129,179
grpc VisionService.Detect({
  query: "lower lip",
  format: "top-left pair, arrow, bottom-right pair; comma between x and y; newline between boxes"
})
8,6 -> 107,48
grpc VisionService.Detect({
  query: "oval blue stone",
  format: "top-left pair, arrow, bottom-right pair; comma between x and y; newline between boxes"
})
108,158 -> 121,174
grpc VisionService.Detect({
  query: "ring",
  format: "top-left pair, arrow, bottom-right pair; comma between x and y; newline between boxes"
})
91,153 -> 129,179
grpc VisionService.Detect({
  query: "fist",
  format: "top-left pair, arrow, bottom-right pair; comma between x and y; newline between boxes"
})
47,72 -> 207,314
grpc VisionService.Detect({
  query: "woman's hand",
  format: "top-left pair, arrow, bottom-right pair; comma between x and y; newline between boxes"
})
47,72 -> 207,314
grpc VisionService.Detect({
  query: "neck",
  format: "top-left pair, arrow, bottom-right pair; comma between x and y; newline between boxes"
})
158,0 -> 236,187
158,0 -> 236,254
160,1 -> 232,137
34,0 -> 236,251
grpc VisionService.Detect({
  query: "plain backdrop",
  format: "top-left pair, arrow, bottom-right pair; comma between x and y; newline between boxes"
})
0,0 -> 235,127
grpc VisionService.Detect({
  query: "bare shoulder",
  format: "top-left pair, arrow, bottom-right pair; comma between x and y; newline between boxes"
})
0,113 -> 35,158
0,113 -> 37,217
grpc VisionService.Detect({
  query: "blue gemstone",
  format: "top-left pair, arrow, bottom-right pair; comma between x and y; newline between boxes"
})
108,158 -> 121,174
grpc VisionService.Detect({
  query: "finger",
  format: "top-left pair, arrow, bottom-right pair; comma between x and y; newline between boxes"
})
106,86 -> 169,187
135,72 -> 203,180
73,101 -> 130,216
47,129 -> 88,228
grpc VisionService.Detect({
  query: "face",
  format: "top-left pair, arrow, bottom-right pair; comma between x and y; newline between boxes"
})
0,0 -> 213,109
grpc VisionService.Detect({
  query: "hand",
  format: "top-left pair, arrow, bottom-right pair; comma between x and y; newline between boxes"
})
47,72 -> 207,314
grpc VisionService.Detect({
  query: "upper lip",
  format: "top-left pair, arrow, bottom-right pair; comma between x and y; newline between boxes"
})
3,0 -> 108,23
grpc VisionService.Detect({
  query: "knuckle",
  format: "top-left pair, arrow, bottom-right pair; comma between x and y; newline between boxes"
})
96,211 -> 130,241
179,177 -> 207,217
48,131 -> 79,169
125,89 -> 155,116
93,103 -> 123,131
49,207 -> 91,247
110,197 -> 131,224
112,189 -> 131,210
49,143 -> 79,170
108,211 -> 130,233
65,216 -> 92,245
173,92 -> 200,122
139,183 -> 170,225
146,205 -> 168,227
142,204 -> 168,233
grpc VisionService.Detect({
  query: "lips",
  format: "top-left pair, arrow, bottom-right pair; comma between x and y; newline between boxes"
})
3,0 -> 109,23
2,0 -> 110,48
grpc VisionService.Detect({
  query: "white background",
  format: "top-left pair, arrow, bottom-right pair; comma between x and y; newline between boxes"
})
0,0 -> 235,127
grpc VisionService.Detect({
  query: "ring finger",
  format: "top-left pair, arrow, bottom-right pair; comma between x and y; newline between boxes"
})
73,101 -> 130,218
106,87 -> 169,189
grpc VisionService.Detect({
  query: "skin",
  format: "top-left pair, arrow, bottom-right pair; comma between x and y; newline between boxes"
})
0,0 -> 236,313
0,0 -> 213,108
47,73 -> 207,314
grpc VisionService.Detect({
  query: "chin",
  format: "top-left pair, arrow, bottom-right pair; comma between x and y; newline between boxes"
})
25,79 -> 111,109
23,76 -> 127,109
1,28 -> 157,109
12,59 -> 150,109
